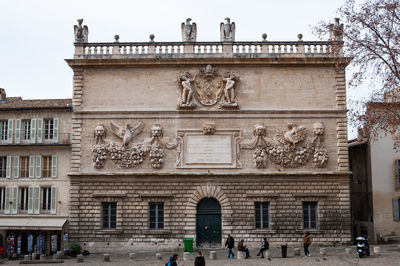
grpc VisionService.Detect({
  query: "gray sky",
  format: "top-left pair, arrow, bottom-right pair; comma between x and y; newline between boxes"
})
1,0 -> 360,137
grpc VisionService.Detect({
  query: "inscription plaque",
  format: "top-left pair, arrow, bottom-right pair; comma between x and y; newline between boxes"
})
186,135 -> 232,164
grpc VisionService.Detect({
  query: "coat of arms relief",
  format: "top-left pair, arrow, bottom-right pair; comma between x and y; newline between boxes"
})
177,65 -> 239,109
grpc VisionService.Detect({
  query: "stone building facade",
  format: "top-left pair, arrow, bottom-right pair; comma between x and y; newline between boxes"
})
0,93 -> 71,255
67,18 -> 351,252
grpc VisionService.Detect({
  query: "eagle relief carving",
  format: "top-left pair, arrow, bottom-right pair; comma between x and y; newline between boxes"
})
242,123 -> 328,168
91,122 -> 177,169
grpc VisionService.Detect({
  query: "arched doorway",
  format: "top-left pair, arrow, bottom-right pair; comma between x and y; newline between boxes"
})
196,198 -> 221,248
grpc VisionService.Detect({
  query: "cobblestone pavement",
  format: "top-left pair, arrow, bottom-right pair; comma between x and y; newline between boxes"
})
3,245 -> 400,265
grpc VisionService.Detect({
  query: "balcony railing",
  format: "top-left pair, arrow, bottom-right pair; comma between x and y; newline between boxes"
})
74,41 -> 343,59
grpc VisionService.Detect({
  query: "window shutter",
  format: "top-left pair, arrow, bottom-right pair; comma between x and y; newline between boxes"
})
393,199 -> 400,221
37,118 -> 43,143
29,156 -> 35,178
4,187 -> 11,214
13,156 -> 20,178
35,156 -> 42,178
28,187 -> 34,214
33,187 -> 40,214
11,187 -> 18,214
30,119 -> 36,144
7,119 -> 13,144
396,160 -> 400,189
15,119 -> 21,144
51,155 -> 58,178
50,186 -> 57,215
53,118 -> 59,143
6,156 -> 11,178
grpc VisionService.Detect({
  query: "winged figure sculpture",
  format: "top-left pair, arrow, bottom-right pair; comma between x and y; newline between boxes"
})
109,121 -> 144,147
181,18 -> 197,42
275,123 -> 306,147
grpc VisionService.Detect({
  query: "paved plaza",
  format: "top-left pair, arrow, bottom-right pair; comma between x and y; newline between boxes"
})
2,245 -> 400,265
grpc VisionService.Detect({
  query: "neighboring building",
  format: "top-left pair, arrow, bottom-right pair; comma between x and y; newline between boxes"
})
66,18 -> 351,252
348,130 -> 374,243
0,91 -> 71,255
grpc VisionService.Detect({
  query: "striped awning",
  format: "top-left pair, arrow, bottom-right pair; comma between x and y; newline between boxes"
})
0,217 -> 67,230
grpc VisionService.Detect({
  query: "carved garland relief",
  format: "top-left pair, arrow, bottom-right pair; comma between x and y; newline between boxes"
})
92,122 -> 177,169
177,65 -> 239,109
242,122 -> 328,168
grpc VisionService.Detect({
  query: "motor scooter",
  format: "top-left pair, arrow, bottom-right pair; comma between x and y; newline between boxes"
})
356,236 -> 370,258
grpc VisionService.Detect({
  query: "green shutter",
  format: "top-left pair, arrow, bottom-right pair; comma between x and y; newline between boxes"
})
15,119 -> 21,144
50,187 -> 57,215
53,118 -> 59,143
30,119 -> 36,144
4,187 -> 11,214
28,187 -> 34,214
37,118 -> 43,143
5,156 -> 11,178
7,119 -> 13,144
33,187 -> 40,214
13,156 -> 19,178
51,155 -> 58,178
35,156 -> 42,178
29,156 -> 35,178
11,187 -> 18,214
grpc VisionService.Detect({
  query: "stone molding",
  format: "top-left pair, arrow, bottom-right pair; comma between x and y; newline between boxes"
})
92,192 -> 127,198
139,193 -> 174,199
245,193 -> 279,198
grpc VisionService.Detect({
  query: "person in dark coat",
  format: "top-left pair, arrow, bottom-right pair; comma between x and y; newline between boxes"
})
166,253 -> 178,266
225,233 -> 235,258
256,238 -> 269,258
194,251 -> 205,266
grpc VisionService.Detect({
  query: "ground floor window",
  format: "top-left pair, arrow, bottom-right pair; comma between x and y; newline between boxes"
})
102,202 -> 117,229
254,202 -> 269,229
149,203 -> 164,229
303,202 -> 317,229
393,198 -> 400,221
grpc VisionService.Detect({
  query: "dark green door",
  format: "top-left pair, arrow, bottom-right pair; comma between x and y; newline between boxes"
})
196,198 -> 221,248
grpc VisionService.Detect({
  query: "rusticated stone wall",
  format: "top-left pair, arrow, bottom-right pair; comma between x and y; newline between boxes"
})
69,174 -> 351,253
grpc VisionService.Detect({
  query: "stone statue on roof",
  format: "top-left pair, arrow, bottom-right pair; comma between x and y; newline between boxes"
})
220,17 -> 235,42
74,19 -> 89,43
181,18 -> 197,42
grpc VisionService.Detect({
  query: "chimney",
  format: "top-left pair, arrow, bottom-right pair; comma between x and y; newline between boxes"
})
357,127 -> 363,141
0,88 -> 6,102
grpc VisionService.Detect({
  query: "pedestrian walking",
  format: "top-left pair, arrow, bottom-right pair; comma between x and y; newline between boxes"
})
194,251 -> 205,266
165,253 -> 178,266
303,232 -> 311,257
225,233 -> 235,259
256,238 -> 269,258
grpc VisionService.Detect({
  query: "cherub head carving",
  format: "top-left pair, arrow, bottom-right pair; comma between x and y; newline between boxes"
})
151,124 -> 163,138
313,122 -> 325,136
253,124 -> 266,137
94,124 -> 106,144
202,122 -> 216,135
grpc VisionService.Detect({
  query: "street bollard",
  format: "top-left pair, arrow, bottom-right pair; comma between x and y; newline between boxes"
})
345,247 -> 352,254
210,250 -> 217,260
156,253 -> 162,260
104,253 -> 111,262
183,252 -> 190,261
129,252 -> 136,261
24,255 -> 31,261
76,254 -> 84,263
373,246 -> 380,255
237,251 -> 246,259
40,254 -> 46,261
320,248 -> 327,255
264,250 -> 270,259
293,248 -> 301,256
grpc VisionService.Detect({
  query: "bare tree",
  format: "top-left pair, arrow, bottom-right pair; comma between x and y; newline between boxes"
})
314,0 -> 400,149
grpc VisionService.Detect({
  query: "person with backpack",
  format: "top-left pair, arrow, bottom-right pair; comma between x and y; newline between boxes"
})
166,253 -> 178,266
225,233 -> 235,259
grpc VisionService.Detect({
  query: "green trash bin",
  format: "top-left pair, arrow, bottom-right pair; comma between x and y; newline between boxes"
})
183,238 -> 193,252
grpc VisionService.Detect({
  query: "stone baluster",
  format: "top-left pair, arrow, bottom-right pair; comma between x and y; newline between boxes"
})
297,33 -> 304,54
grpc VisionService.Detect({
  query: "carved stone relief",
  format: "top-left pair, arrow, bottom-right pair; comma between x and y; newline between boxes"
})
92,122 -> 177,169
242,123 -> 328,169
177,65 -> 239,109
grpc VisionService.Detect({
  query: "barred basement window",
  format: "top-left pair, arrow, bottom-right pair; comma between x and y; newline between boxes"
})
20,156 -> 29,178
41,187 -> 51,212
254,202 -> 269,229
22,120 -> 31,140
0,157 -> 6,178
303,202 -> 317,229
393,198 -> 400,221
102,202 -> 117,229
19,187 -> 29,211
44,119 -> 54,140
0,121 -> 7,141
149,203 -> 164,229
